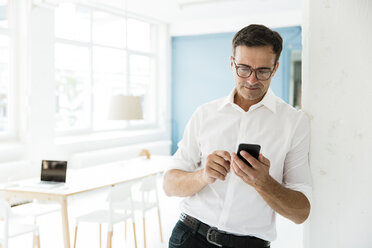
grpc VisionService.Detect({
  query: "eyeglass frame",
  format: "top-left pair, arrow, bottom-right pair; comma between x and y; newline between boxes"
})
232,57 -> 276,81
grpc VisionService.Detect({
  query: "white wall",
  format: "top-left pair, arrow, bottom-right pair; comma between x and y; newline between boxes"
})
302,0 -> 372,247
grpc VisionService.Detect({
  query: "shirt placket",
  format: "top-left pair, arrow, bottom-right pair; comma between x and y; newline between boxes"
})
217,110 -> 249,229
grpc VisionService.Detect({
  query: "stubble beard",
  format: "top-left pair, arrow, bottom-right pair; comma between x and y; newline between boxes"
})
237,84 -> 265,102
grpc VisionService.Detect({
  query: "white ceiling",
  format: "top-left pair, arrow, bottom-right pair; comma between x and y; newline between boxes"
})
126,0 -> 301,22
75,0 -> 302,35
124,0 -> 302,35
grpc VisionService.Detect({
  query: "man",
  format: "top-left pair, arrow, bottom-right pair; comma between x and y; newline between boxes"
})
163,24 -> 312,248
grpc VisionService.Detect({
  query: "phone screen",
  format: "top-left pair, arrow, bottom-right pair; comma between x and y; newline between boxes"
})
237,143 -> 261,167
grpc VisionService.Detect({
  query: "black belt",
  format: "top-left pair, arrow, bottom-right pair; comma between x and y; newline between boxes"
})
179,213 -> 270,248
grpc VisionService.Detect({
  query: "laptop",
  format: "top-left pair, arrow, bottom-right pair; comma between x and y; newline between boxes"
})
25,160 -> 67,188
40,160 -> 67,183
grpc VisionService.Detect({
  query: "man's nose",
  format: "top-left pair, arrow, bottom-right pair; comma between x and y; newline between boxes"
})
246,71 -> 258,84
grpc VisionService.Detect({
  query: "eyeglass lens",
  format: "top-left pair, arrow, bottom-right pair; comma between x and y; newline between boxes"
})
237,67 -> 272,80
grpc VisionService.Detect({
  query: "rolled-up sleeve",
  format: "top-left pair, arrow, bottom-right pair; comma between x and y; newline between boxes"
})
166,108 -> 202,172
282,112 -> 313,205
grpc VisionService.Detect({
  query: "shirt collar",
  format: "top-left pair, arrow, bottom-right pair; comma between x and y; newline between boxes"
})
218,87 -> 277,113
218,88 -> 236,111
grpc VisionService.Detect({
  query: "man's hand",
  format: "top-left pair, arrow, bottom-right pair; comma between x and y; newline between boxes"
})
163,150 -> 231,197
231,151 -> 311,224
231,151 -> 271,190
203,150 -> 231,184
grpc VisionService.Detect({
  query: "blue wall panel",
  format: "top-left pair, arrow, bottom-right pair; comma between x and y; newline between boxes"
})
171,27 -> 302,154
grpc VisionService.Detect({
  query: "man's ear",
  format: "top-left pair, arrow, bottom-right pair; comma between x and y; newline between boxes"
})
230,56 -> 235,72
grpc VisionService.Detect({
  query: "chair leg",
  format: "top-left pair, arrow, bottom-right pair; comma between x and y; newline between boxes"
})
157,209 -> 164,243
99,224 -> 102,248
73,225 -> 78,248
36,235 -> 40,248
132,221 -> 138,248
33,234 -> 40,248
107,231 -> 113,248
143,217 -> 146,248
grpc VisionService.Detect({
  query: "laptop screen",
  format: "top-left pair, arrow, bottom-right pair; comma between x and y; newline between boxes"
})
40,160 -> 67,182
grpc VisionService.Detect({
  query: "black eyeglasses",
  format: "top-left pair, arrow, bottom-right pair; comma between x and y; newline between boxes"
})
232,58 -> 275,81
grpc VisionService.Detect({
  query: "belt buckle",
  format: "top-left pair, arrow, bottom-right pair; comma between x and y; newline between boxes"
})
206,227 -> 222,247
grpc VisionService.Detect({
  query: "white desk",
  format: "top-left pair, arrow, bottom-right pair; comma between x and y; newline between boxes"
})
0,155 -> 172,248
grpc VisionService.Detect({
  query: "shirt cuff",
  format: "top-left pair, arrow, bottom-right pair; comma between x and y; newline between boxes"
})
164,156 -> 197,173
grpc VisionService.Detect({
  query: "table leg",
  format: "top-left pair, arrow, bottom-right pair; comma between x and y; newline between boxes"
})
61,197 -> 71,248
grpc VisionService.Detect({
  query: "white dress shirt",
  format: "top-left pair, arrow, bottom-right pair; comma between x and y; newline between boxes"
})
167,87 -> 312,242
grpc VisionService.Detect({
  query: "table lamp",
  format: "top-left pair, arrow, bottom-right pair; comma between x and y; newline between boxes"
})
108,95 -> 143,120
108,95 -> 150,159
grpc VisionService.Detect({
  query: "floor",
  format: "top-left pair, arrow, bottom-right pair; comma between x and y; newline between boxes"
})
8,177 -> 303,248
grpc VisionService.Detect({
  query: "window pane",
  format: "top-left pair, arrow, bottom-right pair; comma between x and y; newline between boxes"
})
93,46 -> 127,75
129,55 -> 152,95
0,34 -> 9,132
93,46 -> 127,130
130,55 -> 151,76
93,11 -> 126,48
129,56 -> 155,123
129,76 -> 149,97
130,76 -> 155,121
55,43 -> 90,130
127,19 -> 151,52
128,77 -> 154,125
0,1 -> 8,28
55,3 -> 90,42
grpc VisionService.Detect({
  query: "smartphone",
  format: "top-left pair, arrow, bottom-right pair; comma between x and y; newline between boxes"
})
237,143 -> 261,167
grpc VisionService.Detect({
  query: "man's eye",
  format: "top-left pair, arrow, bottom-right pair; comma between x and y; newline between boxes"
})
240,68 -> 251,72
258,70 -> 270,75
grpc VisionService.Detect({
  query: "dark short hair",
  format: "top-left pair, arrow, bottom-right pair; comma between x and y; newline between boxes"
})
232,24 -> 283,64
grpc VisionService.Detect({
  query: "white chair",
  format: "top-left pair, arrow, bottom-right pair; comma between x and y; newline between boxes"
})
131,175 -> 163,248
0,198 -> 40,248
11,200 -> 60,225
73,182 -> 138,248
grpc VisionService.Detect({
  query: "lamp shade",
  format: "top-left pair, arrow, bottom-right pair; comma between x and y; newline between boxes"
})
108,95 -> 143,120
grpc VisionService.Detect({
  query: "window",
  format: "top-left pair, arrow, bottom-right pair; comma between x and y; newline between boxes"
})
0,0 -> 13,137
289,51 -> 302,109
54,3 -> 157,133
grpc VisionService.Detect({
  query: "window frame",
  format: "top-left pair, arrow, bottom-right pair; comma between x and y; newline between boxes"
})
54,4 -> 160,136
289,50 -> 302,109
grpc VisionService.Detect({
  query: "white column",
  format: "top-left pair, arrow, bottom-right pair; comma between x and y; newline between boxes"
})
302,0 -> 372,247
26,6 -> 56,165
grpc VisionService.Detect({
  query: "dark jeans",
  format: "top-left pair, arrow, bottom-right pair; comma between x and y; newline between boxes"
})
168,220 -> 271,248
